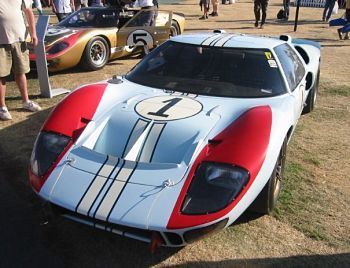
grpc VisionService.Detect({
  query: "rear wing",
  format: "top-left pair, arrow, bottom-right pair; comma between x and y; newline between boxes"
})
279,35 -> 321,50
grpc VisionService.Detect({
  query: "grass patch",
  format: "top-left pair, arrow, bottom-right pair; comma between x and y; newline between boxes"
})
273,160 -> 328,241
303,154 -> 321,166
304,226 -> 328,241
274,162 -> 310,216
320,84 -> 350,97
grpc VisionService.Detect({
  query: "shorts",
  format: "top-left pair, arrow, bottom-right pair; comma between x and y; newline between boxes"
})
0,42 -> 30,77
200,0 -> 210,7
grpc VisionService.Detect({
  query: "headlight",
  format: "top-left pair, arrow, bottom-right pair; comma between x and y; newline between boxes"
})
30,131 -> 71,177
181,162 -> 249,215
47,41 -> 69,55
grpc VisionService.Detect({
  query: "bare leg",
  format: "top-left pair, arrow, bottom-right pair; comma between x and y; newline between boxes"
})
15,73 -> 30,103
213,3 -> 218,13
0,77 -> 6,108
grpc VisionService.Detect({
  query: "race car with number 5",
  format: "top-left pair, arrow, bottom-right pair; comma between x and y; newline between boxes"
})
30,6 -> 185,72
29,31 -> 320,247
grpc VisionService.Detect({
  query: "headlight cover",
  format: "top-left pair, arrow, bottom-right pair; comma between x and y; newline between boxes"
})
30,131 -> 71,177
181,162 -> 249,215
47,41 -> 69,55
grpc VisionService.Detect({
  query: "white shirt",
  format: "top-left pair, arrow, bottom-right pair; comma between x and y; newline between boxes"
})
53,0 -> 73,14
135,0 -> 153,8
0,0 -> 32,44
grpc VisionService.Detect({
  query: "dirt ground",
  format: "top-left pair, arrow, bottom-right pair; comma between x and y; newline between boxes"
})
0,0 -> 349,267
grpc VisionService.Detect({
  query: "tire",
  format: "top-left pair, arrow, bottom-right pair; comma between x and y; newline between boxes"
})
170,20 -> 180,37
249,138 -> 287,214
81,37 -> 110,71
302,67 -> 320,115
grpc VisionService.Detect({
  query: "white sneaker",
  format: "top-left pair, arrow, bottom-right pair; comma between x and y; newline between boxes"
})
23,101 -> 42,112
0,107 -> 12,120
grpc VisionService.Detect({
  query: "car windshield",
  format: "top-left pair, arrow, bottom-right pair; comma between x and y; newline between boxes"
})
58,8 -> 120,28
126,41 -> 287,98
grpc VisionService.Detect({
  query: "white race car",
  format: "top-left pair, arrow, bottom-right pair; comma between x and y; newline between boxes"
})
29,31 -> 321,248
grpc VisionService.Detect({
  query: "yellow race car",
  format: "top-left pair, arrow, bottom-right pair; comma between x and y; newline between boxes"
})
30,7 -> 185,72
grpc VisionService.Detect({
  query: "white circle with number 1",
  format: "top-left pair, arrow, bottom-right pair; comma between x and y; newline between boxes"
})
127,30 -> 154,48
135,96 -> 203,121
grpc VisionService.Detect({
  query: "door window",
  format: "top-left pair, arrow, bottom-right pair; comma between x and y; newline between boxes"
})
274,44 -> 305,91
125,10 -> 157,27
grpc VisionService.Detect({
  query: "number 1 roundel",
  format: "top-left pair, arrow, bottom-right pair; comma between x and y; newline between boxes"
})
135,96 -> 203,121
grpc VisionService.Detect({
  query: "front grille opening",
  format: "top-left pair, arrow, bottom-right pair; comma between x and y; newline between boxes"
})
50,203 -> 162,244
164,232 -> 183,245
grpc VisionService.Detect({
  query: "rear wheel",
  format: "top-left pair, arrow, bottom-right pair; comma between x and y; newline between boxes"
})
81,37 -> 110,71
170,20 -> 180,37
302,67 -> 320,115
249,138 -> 287,214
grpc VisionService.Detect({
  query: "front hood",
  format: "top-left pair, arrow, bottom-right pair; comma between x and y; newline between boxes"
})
44,26 -> 83,46
68,90 -> 221,186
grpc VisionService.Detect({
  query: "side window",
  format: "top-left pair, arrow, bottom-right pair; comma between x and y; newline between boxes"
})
155,11 -> 170,27
126,10 -> 157,27
274,44 -> 305,91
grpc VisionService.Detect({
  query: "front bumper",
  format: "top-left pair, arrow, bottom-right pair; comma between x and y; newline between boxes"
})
49,203 -> 227,247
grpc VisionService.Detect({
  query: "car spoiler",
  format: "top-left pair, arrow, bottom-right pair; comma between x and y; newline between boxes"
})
279,35 -> 321,49
292,38 -> 321,50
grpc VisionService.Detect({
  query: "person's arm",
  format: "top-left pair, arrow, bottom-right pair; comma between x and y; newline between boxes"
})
70,0 -> 75,11
50,0 -> 57,13
23,4 -> 38,47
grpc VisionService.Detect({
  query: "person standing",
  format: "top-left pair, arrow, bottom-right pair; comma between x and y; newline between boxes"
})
51,0 -> 75,22
210,0 -> 219,16
133,0 -> 157,25
74,0 -> 83,10
254,0 -> 269,28
133,0 -> 154,9
322,0 -> 337,22
199,0 -> 210,19
0,0 -> 42,121
283,0 -> 290,20
34,0 -> 43,15
88,0 -> 104,6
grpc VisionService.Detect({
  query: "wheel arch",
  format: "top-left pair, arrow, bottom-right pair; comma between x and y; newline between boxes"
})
286,125 -> 294,143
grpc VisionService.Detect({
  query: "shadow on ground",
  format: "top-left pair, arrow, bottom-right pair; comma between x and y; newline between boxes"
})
0,110 -> 348,267
169,253 -> 350,267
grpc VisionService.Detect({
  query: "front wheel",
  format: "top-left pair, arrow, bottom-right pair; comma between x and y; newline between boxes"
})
249,138 -> 287,214
81,37 -> 110,71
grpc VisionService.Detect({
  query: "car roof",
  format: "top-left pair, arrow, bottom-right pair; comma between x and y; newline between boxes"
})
170,32 -> 286,50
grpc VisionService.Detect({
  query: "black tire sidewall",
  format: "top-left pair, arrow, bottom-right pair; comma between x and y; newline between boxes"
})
82,37 -> 110,71
302,68 -> 320,114
170,20 -> 180,37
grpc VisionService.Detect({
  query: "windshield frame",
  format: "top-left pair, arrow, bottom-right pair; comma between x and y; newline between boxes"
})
125,41 -> 288,99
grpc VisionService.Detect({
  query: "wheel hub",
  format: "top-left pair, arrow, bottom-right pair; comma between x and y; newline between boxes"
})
90,41 -> 106,66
